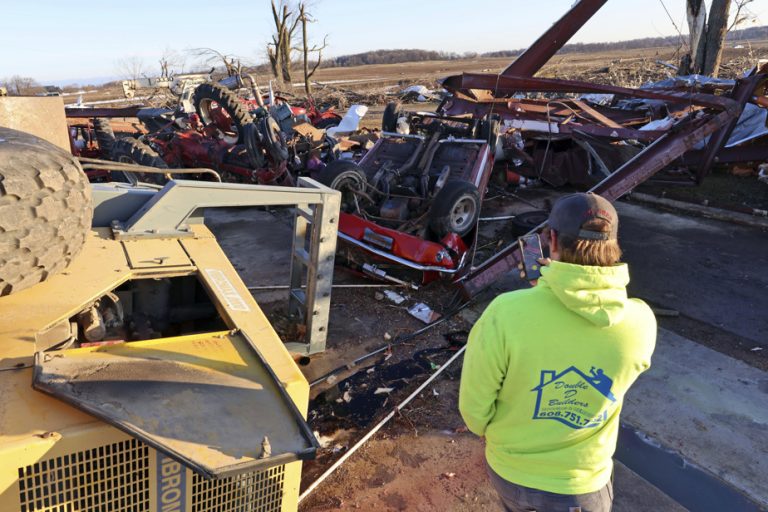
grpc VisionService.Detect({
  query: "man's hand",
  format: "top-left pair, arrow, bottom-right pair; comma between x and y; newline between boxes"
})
518,257 -> 551,286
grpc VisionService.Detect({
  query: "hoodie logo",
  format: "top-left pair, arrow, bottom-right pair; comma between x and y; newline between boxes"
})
531,366 -> 617,429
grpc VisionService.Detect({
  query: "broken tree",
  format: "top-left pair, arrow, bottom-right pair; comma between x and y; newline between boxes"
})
298,3 -> 328,96
267,0 -> 301,85
680,0 -> 754,76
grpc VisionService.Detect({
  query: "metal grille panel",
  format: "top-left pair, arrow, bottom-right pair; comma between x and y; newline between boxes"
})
17,438 -> 150,512
191,465 -> 285,512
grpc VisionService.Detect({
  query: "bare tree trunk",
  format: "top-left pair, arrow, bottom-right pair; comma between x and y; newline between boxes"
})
267,1 -> 298,86
682,0 -> 707,74
702,0 -> 731,76
301,5 -> 311,96
296,3 -> 327,97
281,26 -> 293,84
681,0 -> 732,77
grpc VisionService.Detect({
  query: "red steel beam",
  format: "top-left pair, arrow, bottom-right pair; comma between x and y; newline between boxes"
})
457,108 -> 738,299
501,0 -> 609,77
693,74 -> 760,183
443,73 -> 737,111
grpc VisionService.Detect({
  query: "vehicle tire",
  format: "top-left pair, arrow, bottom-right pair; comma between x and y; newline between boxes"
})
259,116 -> 289,162
93,118 -> 115,156
193,83 -> 252,144
111,137 -> 168,184
510,209 -> 549,236
314,116 -> 341,130
478,114 -> 501,147
243,122 -> 266,169
382,101 -> 404,132
111,137 -> 168,169
428,181 -> 480,238
317,160 -> 367,212
0,127 -> 93,296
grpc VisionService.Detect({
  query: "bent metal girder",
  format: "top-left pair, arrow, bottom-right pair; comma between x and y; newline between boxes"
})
456,74 -> 763,299
441,73 -> 738,111
500,0 -> 609,77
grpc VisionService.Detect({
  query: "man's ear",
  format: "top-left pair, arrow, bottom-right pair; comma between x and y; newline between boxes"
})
550,229 -> 559,254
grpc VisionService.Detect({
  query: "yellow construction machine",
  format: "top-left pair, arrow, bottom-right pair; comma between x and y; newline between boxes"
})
0,98 -> 340,512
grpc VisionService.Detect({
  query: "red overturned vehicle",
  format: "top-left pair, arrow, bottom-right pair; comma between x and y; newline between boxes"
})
316,104 -> 498,286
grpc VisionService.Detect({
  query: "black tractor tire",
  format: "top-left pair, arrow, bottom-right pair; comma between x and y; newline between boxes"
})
510,210 -> 549,236
111,137 -> 168,168
382,101 -> 404,132
93,118 -> 115,156
317,160 -> 367,212
428,180 -> 481,238
314,116 -> 341,130
259,116 -> 289,162
111,137 -> 168,184
0,127 -> 93,296
243,122 -> 267,169
193,83 -> 252,144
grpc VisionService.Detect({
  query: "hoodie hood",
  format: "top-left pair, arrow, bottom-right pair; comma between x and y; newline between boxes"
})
538,261 -> 630,327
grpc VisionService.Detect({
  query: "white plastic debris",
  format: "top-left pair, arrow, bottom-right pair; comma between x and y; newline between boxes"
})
326,104 -> 369,137
343,391 -> 352,403
402,85 -> 435,102
374,387 -> 394,395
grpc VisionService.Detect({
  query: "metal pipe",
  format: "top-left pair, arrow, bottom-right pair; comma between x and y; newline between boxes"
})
78,157 -> 222,182
298,344 -> 467,504
247,283 -> 407,291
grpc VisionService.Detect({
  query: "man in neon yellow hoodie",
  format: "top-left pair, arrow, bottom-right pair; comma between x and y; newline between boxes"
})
459,193 -> 656,512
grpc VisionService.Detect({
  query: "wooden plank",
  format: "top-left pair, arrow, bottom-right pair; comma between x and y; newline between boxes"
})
570,99 -> 624,129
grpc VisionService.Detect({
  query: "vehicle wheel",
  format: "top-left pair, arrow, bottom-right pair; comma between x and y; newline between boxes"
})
382,101 -> 404,132
243,122 -> 267,169
111,137 -> 168,184
314,116 -> 341,130
193,83 -> 252,144
477,114 -> 501,147
111,137 -> 168,168
93,118 -> 115,156
317,160 -> 367,212
511,210 -> 549,236
428,181 -> 480,238
259,116 -> 289,162
0,127 -> 93,296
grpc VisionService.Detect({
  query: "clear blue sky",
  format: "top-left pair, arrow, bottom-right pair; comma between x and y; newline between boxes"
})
2,0 -> 767,84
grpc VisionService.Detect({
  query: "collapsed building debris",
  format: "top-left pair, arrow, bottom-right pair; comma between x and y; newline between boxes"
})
60,0 -> 768,297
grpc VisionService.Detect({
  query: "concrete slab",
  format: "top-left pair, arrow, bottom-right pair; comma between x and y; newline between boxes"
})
623,327 -> 768,507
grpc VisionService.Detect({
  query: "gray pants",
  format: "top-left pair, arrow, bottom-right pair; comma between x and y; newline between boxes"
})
487,462 -> 613,512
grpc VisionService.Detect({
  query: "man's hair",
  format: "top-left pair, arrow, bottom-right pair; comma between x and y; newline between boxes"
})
556,218 -> 622,267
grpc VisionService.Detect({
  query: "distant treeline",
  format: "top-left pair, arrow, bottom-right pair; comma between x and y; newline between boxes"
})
322,49 -> 462,68
322,25 -> 768,68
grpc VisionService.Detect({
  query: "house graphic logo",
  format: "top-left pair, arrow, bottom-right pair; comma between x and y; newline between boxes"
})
531,366 -> 617,429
